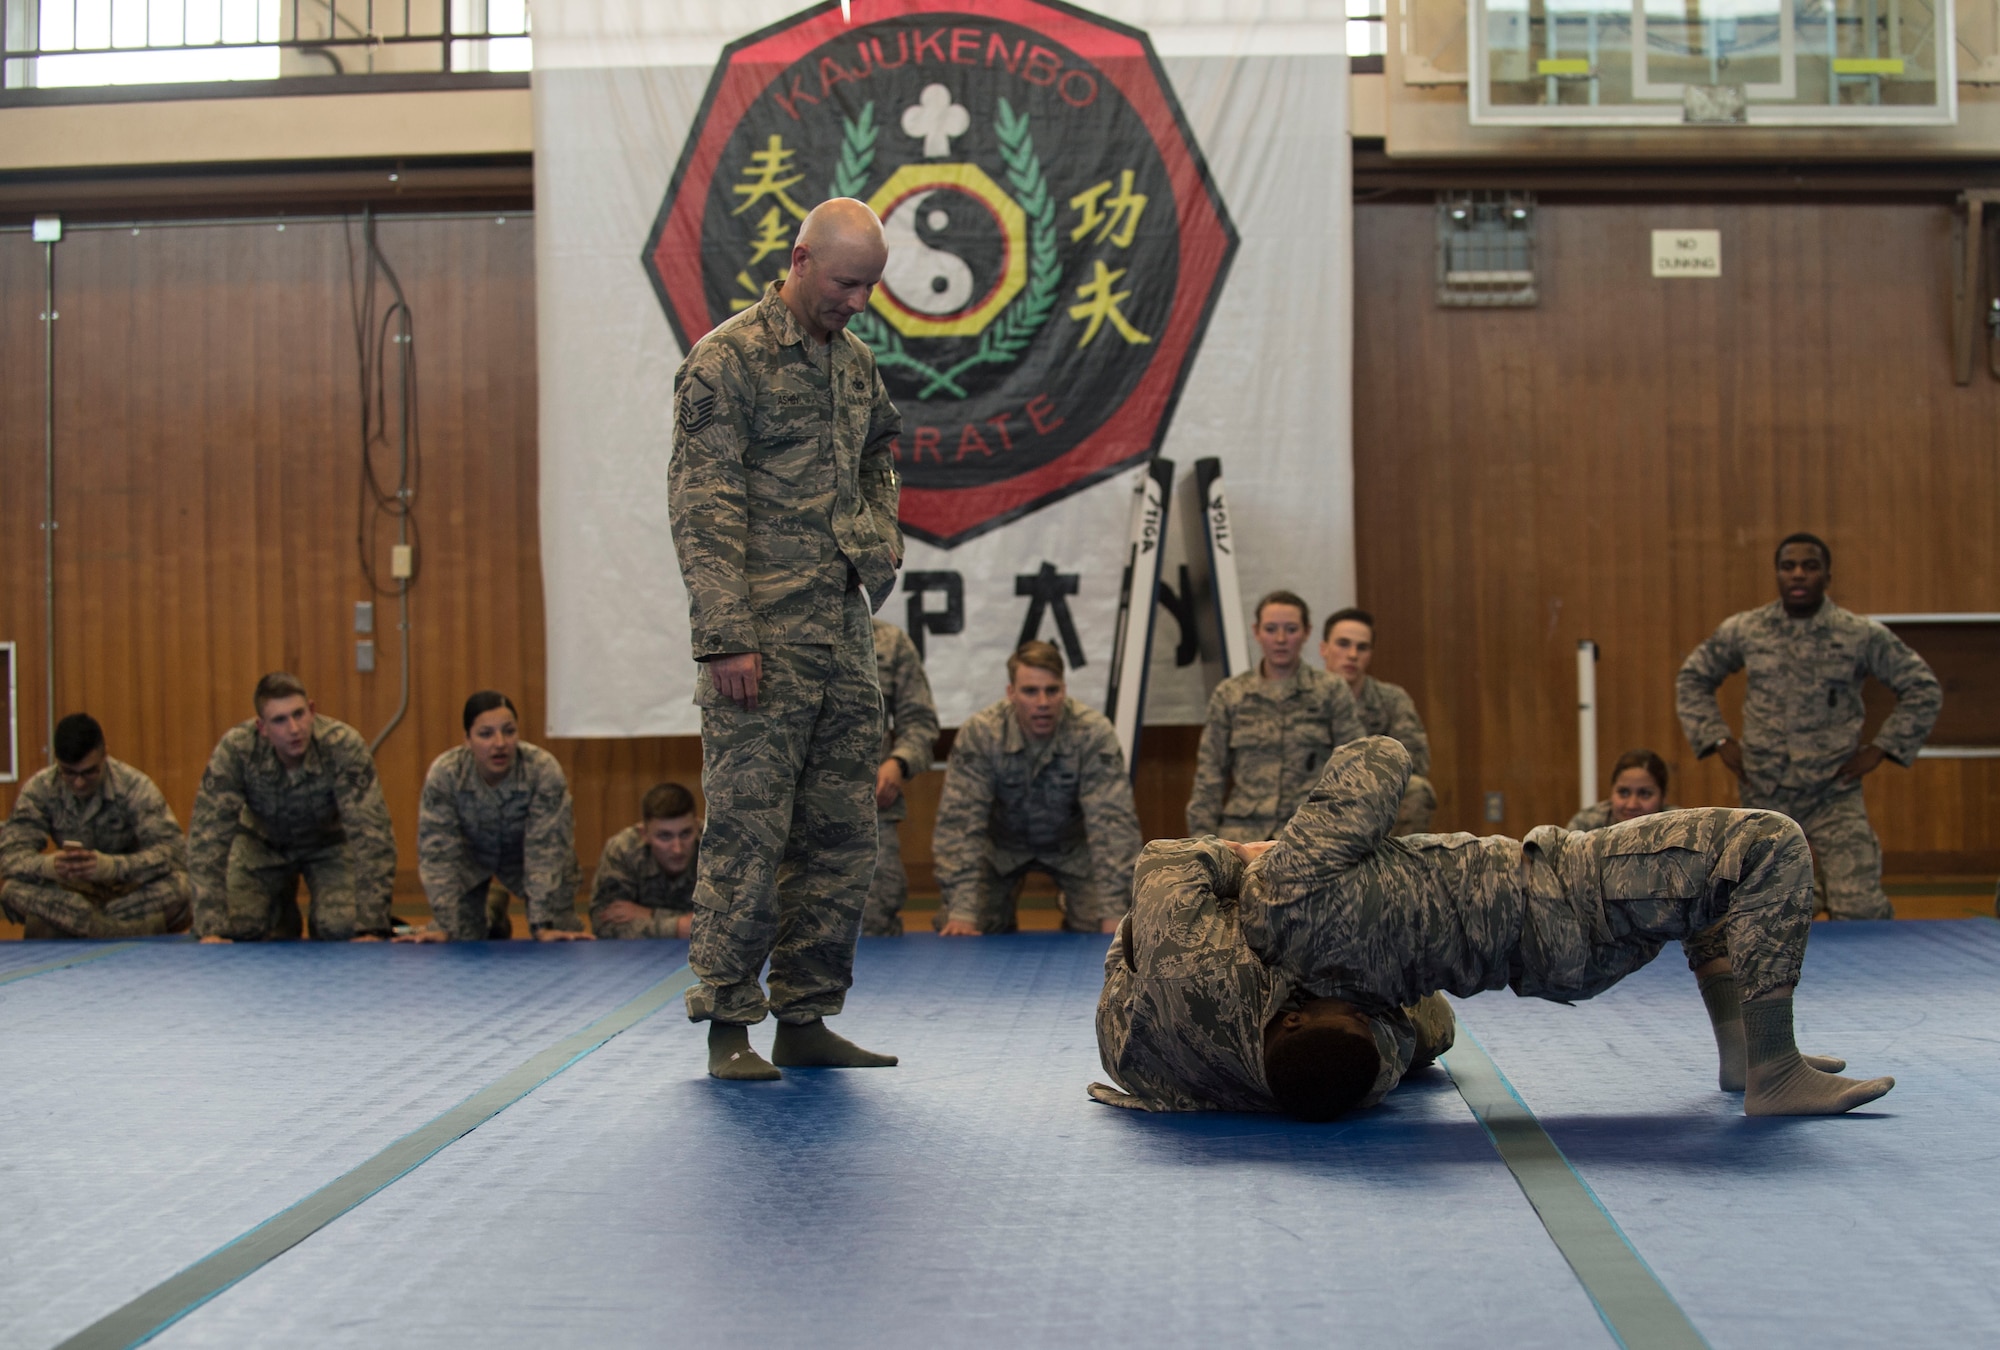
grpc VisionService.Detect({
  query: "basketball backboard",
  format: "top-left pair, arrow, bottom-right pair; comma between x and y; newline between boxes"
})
1472,0 -> 1956,124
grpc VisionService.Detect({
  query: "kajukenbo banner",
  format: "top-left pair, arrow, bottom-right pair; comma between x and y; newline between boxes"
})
535,0 -> 1352,736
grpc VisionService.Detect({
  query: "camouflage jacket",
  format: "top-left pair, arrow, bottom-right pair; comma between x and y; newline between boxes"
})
1351,676 -> 1431,778
1186,665 -> 1365,836
1676,599 -> 1941,800
418,742 -> 581,930
187,716 -> 397,933
668,281 -> 903,659
589,824 -> 698,939
0,758 -> 187,888
1089,836 -> 1432,1114
933,697 -> 1141,923
874,618 -> 939,825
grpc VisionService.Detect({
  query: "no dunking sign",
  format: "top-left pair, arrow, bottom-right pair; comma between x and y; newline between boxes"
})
1652,229 -> 1721,278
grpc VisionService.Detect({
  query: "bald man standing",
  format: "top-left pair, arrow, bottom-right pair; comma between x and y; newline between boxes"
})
669,198 -> 905,1080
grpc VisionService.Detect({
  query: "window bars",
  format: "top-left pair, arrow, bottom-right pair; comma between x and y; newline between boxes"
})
3,0 -> 530,89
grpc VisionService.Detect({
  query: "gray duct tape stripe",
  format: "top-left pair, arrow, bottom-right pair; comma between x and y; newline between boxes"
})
56,962 -> 698,1350
1442,1029 -> 1711,1350
0,942 -> 143,988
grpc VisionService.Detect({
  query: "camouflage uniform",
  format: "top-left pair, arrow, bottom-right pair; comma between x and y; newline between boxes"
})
669,280 -> 902,1025
589,825 -> 698,939
0,759 -> 191,938
1094,738 -> 1817,1112
1186,665 -> 1365,842
1677,599 -> 1941,920
932,697 -> 1140,933
187,716 -> 397,941
417,742 -> 581,939
1352,674 -> 1436,836
864,618 -> 939,937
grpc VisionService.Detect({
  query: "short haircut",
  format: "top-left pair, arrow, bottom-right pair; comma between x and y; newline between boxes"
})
1007,639 -> 1065,683
1264,1018 -> 1381,1123
642,781 -> 697,822
252,672 -> 309,716
1254,589 -> 1311,630
53,713 -> 104,766
1322,607 -> 1375,642
462,689 -> 519,734
1775,532 -> 1831,568
1611,748 -> 1669,796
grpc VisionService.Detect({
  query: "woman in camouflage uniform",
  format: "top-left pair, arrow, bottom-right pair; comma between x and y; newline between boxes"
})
406,692 -> 588,942
1186,591 -> 1364,842
1567,749 -> 1673,831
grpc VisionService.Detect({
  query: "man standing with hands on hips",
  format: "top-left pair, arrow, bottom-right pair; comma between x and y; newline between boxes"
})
669,198 -> 905,1081
1677,532 -> 1940,921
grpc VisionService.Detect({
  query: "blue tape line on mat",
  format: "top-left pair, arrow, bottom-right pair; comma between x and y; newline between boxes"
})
0,942 -> 145,987
1442,1026 -> 1710,1350
53,961 -> 698,1350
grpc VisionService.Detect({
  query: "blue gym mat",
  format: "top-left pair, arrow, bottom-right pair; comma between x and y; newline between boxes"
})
8,923 -> 1995,1347
0,939 -> 143,980
139,935 -> 1607,1349
1447,919 -> 2000,1349
0,941 -> 686,1349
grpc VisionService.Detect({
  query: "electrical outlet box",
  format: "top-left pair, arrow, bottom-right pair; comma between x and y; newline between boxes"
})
356,639 -> 376,673
354,601 -> 374,634
391,545 -> 413,579
1484,792 -> 1505,823
32,216 -> 61,243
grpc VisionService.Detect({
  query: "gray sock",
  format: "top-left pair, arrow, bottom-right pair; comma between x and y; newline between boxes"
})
1741,996 -> 1892,1116
1699,971 -> 1845,1090
771,1019 -> 897,1068
1697,971 -> 1750,1092
707,1022 -> 781,1081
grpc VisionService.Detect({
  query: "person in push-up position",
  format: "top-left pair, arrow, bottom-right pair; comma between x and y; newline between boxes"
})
1093,737 -> 1893,1121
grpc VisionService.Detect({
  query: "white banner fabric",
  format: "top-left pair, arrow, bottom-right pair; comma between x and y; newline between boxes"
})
535,2 -> 1352,735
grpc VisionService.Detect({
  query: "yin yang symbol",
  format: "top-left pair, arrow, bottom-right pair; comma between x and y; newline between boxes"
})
879,188 -> 1006,319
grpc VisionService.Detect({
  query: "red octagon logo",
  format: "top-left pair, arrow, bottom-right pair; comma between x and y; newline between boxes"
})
645,0 -> 1237,548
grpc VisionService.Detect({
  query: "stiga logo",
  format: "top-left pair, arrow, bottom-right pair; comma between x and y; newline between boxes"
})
645,0 -> 1237,547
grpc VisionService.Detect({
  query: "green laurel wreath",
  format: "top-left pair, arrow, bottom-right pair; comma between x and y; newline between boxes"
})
830,100 -> 877,199
830,96 -> 1062,401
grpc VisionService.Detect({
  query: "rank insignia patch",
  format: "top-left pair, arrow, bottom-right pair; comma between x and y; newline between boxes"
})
676,372 -> 718,436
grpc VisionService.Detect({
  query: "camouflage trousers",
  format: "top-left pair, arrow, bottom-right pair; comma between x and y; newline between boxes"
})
1258,808 -> 1812,1009
1744,779 -> 1889,921
687,590 -> 881,1025
216,833 -> 387,941
2,872 -> 191,939
1521,809 -> 1814,1004
1392,775 -> 1438,837
593,904 -> 692,940
429,877 -> 518,941
934,844 -> 1124,934
861,816 -> 908,937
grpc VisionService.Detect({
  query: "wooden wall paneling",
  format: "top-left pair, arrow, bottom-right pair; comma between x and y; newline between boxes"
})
9,192 -> 1995,924
1354,199 -> 2000,870
0,215 -> 706,904
0,234 -> 50,809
